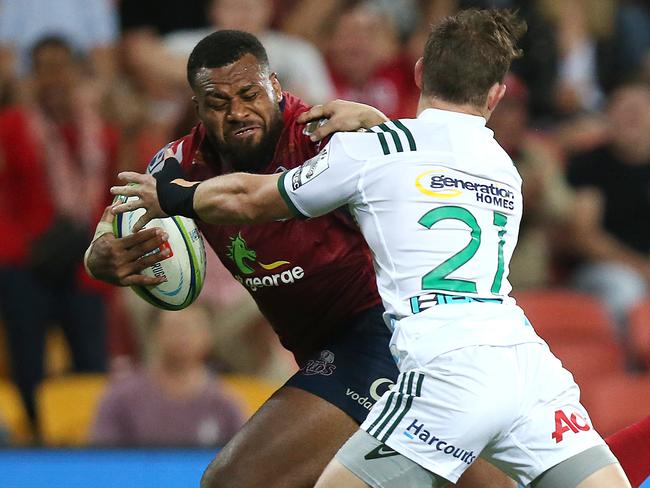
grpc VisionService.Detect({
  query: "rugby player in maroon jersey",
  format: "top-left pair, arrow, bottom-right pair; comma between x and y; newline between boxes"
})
86,31 -> 514,488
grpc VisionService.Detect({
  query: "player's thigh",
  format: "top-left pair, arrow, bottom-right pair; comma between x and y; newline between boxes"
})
530,445 -> 629,488
201,385 -> 359,488
324,428 -> 510,488
316,458 -> 373,488
487,343 -> 609,486
456,459 -> 516,488
577,463 -> 631,488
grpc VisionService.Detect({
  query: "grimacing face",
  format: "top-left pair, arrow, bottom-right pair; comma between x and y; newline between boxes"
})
192,53 -> 284,171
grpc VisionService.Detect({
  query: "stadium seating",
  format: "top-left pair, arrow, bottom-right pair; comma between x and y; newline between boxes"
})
550,341 -> 626,387
514,289 -> 616,343
513,289 -> 626,385
0,379 -> 31,444
220,374 -> 279,418
36,374 -> 107,446
581,373 -> 650,437
629,299 -> 650,369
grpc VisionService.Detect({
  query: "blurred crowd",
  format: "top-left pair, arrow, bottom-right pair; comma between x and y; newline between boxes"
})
0,0 -> 648,446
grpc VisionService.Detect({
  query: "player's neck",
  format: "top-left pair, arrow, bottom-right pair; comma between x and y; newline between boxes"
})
417,95 -> 487,120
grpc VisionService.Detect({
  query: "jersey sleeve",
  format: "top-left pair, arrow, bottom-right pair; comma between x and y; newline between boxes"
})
277,134 -> 364,219
146,140 -> 187,175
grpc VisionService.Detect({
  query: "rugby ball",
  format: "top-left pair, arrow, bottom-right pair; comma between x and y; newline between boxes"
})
113,196 -> 207,311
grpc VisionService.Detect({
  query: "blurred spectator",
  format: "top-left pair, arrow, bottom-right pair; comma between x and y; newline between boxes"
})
90,304 -> 245,447
119,0 -> 209,36
566,79 -> 650,340
0,36 -> 116,427
538,0 -> 650,116
115,1 -> 210,172
277,0 -> 347,49
325,2 -> 417,119
164,0 -> 335,104
470,0 -> 559,122
488,74 -> 573,289
0,0 -> 118,82
122,247 -> 297,383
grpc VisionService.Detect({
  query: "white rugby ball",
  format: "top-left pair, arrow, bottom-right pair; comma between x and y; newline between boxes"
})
113,196 -> 207,311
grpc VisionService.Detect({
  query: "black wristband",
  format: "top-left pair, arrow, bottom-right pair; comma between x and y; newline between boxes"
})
154,158 -> 200,219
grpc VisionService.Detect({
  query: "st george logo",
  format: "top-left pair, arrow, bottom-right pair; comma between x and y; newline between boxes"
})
551,409 -> 591,443
226,233 -> 290,275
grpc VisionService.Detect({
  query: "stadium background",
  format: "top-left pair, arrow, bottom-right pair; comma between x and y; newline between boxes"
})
0,0 -> 648,486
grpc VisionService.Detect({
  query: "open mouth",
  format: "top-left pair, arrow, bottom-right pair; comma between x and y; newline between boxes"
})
233,126 -> 261,137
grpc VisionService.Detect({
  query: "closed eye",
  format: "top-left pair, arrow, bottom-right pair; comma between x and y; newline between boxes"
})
241,92 -> 258,101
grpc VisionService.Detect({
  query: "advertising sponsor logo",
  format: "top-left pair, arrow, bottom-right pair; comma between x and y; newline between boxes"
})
346,377 -> 395,411
552,410 -> 591,443
403,419 -> 477,465
227,233 -> 303,291
415,170 -> 516,210
303,350 -> 336,376
292,148 -> 329,190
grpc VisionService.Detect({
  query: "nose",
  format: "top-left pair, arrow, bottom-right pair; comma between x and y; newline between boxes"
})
226,96 -> 249,122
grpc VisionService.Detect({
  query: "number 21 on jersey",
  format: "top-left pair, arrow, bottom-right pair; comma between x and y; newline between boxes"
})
418,205 -> 508,295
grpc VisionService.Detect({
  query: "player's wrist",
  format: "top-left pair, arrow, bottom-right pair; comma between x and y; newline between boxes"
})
155,176 -> 200,219
153,158 -> 200,219
84,220 -> 114,279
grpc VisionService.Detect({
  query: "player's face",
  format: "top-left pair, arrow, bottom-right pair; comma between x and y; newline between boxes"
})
193,54 -> 284,171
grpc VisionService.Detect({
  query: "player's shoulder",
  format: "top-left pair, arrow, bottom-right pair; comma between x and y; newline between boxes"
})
281,91 -> 311,122
331,118 -> 420,161
146,124 -> 203,175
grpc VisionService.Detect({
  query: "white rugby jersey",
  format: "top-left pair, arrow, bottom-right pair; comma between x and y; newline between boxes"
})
278,109 -> 543,355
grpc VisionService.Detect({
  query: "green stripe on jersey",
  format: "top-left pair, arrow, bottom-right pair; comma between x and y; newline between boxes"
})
277,172 -> 309,220
392,120 -> 417,151
378,123 -> 404,152
376,131 -> 390,155
381,394 -> 414,442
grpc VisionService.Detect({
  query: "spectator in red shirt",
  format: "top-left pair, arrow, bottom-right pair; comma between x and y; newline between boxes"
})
325,2 -> 418,120
0,36 -> 118,430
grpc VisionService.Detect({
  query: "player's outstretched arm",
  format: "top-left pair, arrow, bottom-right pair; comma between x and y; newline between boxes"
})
111,170 -> 293,229
298,99 -> 389,141
84,206 -> 170,286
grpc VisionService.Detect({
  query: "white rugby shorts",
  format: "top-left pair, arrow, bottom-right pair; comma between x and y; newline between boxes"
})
360,342 -> 606,485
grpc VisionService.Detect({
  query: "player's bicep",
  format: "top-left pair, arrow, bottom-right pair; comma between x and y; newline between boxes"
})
278,137 -> 361,219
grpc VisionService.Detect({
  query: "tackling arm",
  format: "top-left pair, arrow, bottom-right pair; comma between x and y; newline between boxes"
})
193,172 -> 293,224
110,170 -> 293,231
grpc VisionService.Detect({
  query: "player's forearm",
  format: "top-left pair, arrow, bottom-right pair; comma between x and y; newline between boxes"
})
193,173 -> 289,224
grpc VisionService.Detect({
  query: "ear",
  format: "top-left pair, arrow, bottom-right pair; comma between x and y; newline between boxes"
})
270,72 -> 282,102
487,82 -> 507,112
414,57 -> 424,90
192,95 -> 199,115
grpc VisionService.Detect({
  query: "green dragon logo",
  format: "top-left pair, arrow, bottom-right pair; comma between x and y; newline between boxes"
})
227,233 -> 289,275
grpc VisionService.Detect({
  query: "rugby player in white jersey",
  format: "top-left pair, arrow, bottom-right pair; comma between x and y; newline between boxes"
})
111,9 -> 631,488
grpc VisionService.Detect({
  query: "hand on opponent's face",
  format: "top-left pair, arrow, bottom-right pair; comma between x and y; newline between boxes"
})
298,100 -> 389,142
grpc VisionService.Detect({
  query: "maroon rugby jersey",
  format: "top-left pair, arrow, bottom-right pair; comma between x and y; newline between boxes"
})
148,93 -> 381,363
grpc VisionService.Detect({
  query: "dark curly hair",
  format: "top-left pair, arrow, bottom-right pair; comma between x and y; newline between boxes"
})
187,30 -> 269,88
